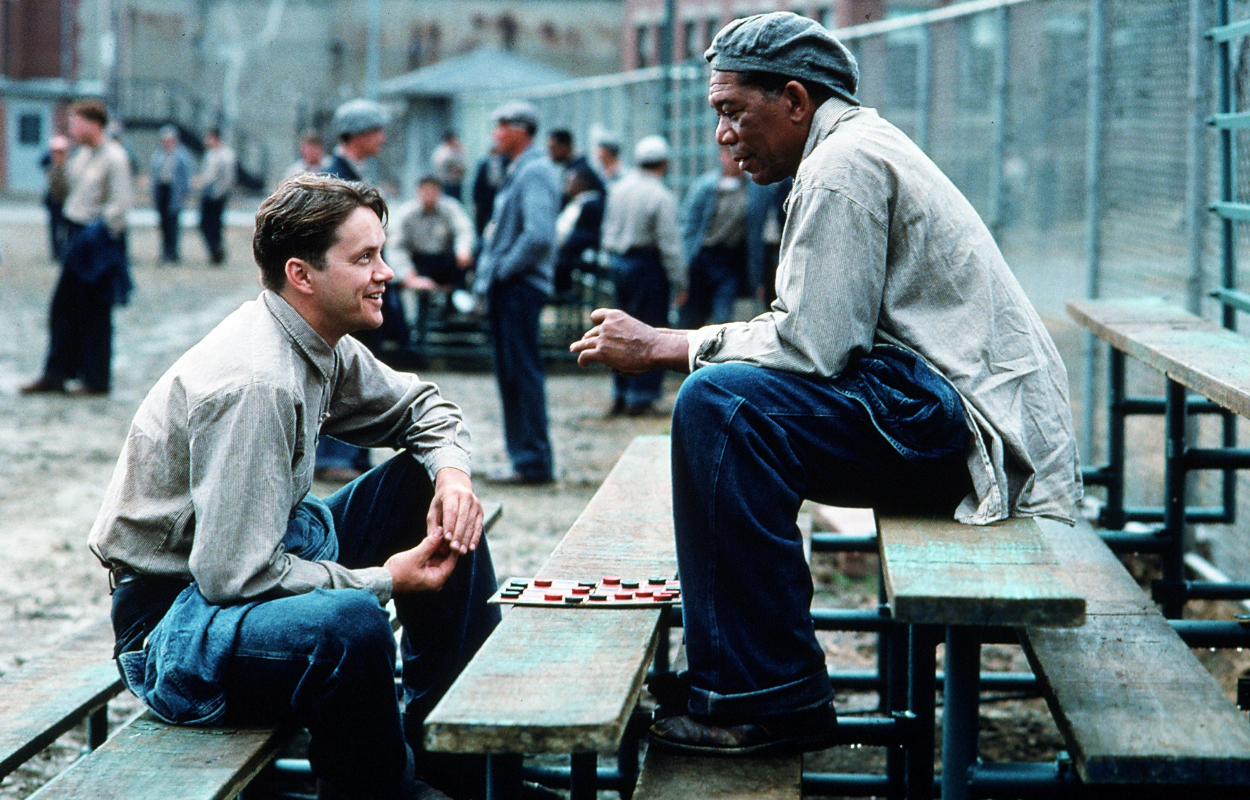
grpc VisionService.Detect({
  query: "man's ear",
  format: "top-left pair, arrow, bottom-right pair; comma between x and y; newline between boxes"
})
284,258 -> 317,296
782,81 -> 814,124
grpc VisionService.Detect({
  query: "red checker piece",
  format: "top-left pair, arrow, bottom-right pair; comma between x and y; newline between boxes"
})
572,587 -> 590,595
635,591 -> 653,598
534,579 -> 553,588
615,592 -> 632,600
544,593 -> 562,602
601,576 -> 622,586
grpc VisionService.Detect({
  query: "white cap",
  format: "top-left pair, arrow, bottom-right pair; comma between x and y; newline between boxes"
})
633,135 -> 669,166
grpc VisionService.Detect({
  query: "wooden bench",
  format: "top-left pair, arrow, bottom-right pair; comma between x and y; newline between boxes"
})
15,503 -> 502,800
877,514 -> 1086,800
0,618 -> 123,781
632,751 -> 801,800
1069,296 -> 1250,614
424,436 -> 799,799
1021,518 -> 1250,786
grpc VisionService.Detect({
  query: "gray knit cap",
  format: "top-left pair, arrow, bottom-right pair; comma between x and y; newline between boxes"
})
333,99 -> 391,138
705,12 -> 859,104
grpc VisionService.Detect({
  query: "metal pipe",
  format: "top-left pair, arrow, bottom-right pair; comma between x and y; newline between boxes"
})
967,760 -> 1088,798
1100,348 -> 1126,529
1081,0 -> 1109,464
941,628 -> 981,800
810,532 -> 878,552
1185,551 -> 1250,612
521,764 -> 625,793
1162,380 -> 1190,618
1188,0 -> 1212,315
811,608 -> 891,632
1171,619 -> 1250,648
801,772 -> 895,796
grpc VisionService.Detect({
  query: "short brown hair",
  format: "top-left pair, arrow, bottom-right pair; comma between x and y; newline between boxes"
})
69,99 -> 108,128
253,175 -> 388,291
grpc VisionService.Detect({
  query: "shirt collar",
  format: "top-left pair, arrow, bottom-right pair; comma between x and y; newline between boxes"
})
261,290 -> 337,378
802,98 -> 858,162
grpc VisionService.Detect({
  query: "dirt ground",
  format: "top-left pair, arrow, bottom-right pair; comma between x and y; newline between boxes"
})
0,208 -> 1246,799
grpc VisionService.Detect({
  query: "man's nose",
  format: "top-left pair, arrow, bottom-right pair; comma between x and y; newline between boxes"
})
715,117 -> 735,145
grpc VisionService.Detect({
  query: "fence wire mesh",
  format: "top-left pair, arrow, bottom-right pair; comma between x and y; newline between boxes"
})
454,0 -> 1250,575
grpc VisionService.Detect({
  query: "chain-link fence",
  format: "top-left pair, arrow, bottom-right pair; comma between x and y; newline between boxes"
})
456,0 -> 1250,575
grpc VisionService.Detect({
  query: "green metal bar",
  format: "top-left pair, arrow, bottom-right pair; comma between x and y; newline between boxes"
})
1210,287 -> 1250,315
1210,201 -> 1250,222
1207,16 -> 1250,43
1208,111 -> 1250,129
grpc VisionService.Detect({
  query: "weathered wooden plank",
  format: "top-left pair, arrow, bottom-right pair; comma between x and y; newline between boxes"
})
877,516 -> 1085,627
632,750 -> 802,800
425,436 -> 675,754
1022,519 -> 1250,785
0,618 -> 123,778
1068,297 -> 1250,418
27,714 -> 288,800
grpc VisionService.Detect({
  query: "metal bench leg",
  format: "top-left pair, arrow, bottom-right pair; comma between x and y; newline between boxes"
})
568,752 -> 597,800
87,704 -> 109,750
486,753 -> 524,800
941,627 -> 982,800
906,625 -> 938,800
1161,379 -> 1189,618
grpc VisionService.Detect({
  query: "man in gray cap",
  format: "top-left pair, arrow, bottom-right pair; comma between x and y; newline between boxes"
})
573,12 -> 1080,756
472,100 -> 561,484
149,124 -> 192,264
325,98 -> 390,184
598,134 -> 685,416
315,97 -> 400,482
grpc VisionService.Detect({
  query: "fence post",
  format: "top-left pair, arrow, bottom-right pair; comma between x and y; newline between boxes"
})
990,4 -> 1010,239
1081,0 -> 1109,465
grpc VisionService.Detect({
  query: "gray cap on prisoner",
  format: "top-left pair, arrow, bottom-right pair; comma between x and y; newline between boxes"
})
158,124 -> 179,140
490,100 -> 540,130
333,98 -> 391,138
633,135 -> 669,167
705,12 -> 860,104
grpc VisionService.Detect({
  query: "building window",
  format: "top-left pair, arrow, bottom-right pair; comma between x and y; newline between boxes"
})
683,19 -> 701,62
18,113 -> 40,145
636,23 -> 654,67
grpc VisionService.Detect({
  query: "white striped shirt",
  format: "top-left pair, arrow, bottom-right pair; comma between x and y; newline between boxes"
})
89,291 -> 472,604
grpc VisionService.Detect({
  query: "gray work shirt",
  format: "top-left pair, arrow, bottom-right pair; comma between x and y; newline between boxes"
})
63,139 -> 132,236
601,169 -> 686,292
687,99 -> 1081,524
89,291 -> 473,604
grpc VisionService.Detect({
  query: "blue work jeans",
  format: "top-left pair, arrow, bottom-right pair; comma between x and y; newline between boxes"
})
43,225 -> 114,392
488,277 -> 554,480
671,347 -> 973,720
610,250 -> 671,406
677,245 -> 744,330
110,454 -> 501,799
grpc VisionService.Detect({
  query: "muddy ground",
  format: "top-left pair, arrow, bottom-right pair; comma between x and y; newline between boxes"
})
0,208 -> 1245,799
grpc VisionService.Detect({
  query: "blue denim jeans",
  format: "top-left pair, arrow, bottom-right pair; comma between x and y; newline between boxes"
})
111,454 -> 501,799
671,347 -> 972,720
611,250 -> 671,406
677,245 -> 744,330
315,435 -> 374,474
488,277 -> 554,480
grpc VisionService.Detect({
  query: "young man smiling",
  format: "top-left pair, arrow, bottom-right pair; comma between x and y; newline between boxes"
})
90,175 -> 500,799
573,13 -> 1080,756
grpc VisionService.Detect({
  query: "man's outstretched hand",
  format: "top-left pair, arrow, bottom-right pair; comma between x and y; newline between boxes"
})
384,532 -> 459,594
384,467 -> 483,594
569,308 -> 691,375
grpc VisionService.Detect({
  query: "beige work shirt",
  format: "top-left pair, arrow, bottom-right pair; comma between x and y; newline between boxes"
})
89,291 -> 473,604
62,139 -> 132,235
687,99 -> 1082,524
602,169 -> 687,292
